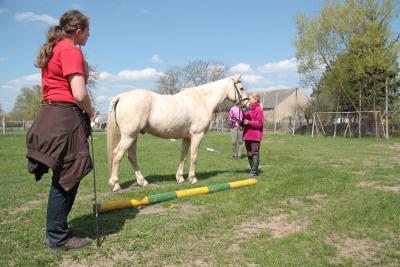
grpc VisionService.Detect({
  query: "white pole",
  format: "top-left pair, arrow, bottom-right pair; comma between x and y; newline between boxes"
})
385,78 -> 389,139
274,91 -> 278,134
292,88 -> 298,136
311,113 -> 315,138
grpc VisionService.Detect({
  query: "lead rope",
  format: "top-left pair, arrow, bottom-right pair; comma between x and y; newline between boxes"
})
90,133 -> 101,247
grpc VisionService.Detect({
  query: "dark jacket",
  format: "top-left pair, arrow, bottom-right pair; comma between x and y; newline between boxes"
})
26,102 -> 92,191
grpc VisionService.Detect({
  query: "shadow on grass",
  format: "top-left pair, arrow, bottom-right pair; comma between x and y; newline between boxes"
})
119,170 -> 232,189
69,207 -> 138,246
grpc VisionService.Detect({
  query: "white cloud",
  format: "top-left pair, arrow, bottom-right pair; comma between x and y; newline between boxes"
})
8,73 -> 41,87
149,54 -> 163,64
242,74 -> 264,84
95,95 -> 112,104
258,58 -> 298,74
230,63 -> 252,74
15,12 -> 58,25
99,68 -> 162,81
0,8 -> 8,15
118,68 -> 162,80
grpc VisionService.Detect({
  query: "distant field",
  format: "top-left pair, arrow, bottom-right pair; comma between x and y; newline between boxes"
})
0,132 -> 399,266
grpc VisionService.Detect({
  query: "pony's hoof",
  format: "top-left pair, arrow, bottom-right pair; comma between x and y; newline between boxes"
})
140,180 -> 149,187
112,183 -> 121,192
189,177 -> 198,184
176,177 -> 185,184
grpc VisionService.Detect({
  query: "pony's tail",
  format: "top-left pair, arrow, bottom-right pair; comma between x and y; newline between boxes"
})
107,95 -> 120,174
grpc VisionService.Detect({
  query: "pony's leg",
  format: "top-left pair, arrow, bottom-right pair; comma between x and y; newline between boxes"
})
127,138 -> 148,187
108,135 -> 134,192
187,132 -> 205,184
176,138 -> 190,183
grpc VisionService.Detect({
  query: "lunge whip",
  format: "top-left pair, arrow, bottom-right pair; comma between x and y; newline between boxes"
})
90,133 -> 101,247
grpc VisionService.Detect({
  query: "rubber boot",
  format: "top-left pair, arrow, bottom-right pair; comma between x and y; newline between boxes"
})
249,154 -> 259,177
247,156 -> 253,171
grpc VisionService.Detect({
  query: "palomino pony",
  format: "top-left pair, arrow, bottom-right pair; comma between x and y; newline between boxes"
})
107,75 -> 248,192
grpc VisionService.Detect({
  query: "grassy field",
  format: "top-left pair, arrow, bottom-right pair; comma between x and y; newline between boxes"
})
0,132 -> 399,266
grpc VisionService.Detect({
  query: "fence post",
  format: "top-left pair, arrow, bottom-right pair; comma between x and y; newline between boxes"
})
2,117 -> 5,135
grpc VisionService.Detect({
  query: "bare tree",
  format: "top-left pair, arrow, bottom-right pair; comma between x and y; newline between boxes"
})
183,60 -> 226,87
156,60 -> 227,94
156,67 -> 183,95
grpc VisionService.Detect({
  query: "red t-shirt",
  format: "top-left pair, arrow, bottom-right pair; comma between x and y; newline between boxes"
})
42,38 -> 87,103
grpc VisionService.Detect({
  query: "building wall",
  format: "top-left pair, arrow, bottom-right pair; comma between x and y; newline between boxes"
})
276,89 -> 309,121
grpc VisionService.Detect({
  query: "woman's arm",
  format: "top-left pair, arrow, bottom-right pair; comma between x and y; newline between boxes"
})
69,73 -> 94,118
246,109 -> 264,129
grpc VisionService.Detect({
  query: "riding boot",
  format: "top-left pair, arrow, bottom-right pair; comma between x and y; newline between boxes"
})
249,154 -> 259,177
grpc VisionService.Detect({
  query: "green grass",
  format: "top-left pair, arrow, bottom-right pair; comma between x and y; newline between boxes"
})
1,132 -> 399,266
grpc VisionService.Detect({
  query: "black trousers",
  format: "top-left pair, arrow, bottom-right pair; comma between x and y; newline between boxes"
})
46,178 -> 79,247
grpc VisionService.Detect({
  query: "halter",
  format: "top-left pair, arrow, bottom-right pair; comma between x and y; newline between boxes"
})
230,80 -> 249,129
233,81 -> 249,107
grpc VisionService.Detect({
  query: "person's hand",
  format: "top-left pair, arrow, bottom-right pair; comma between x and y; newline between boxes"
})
244,120 -> 249,125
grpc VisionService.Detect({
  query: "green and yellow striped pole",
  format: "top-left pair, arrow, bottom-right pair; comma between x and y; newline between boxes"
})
96,178 -> 257,213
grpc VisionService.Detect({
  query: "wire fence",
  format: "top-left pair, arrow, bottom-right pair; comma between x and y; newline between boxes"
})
2,111 -> 399,137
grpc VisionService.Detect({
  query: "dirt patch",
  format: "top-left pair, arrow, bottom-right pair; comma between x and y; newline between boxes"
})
388,143 -> 400,151
306,193 -> 327,202
137,203 -> 205,216
326,235 -> 386,265
357,181 -> 400,194
6,200 -> 42,214
351,171 -> 365,176
280,194 -> 326,211
238,214 -> 308,240
363,158 -> 398,169
177,203 -> 206,215
137,204 -> 170,215
59,257 -> 87,267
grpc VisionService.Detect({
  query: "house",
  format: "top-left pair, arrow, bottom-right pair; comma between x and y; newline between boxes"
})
256,88 -> 309,122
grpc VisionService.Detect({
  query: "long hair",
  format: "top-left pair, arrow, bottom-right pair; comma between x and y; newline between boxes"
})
35,10 -> 89,69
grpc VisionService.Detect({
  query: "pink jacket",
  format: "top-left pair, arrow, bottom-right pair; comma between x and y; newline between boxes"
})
243,102 -> 264,141
228,105 -> 243,129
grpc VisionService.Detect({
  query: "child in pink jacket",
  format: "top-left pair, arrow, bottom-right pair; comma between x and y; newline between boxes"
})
242,93 -> 264,176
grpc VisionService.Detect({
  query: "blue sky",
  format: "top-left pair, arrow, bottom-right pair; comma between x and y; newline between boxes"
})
0,0 -> 353,113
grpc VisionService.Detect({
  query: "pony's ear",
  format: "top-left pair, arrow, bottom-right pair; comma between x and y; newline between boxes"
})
235,74 -> 242,82
232,74 -> 242,83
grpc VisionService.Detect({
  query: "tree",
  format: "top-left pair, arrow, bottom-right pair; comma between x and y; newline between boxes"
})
295,0 -> 399,112
156,60 -> 227,94
10,85 -> 42,120
156,67 -> 183,95
86,63 -> 99,111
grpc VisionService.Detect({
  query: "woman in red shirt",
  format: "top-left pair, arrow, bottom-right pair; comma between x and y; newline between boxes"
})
27,10 -> 94,251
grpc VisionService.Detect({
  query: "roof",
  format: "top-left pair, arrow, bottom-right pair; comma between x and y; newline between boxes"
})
254,89 -> 297,109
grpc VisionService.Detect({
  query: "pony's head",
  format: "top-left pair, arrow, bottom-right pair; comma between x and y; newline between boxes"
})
227,75 -> 249,108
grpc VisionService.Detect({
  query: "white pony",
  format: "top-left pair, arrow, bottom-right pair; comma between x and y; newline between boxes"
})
107,75 -> 248,192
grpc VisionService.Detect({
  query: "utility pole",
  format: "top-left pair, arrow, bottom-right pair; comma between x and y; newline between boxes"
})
292,88 -> 298,136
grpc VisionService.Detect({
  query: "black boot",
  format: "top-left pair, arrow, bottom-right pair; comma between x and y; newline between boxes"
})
249,154 -> 259,177
247,156 -> 253,171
